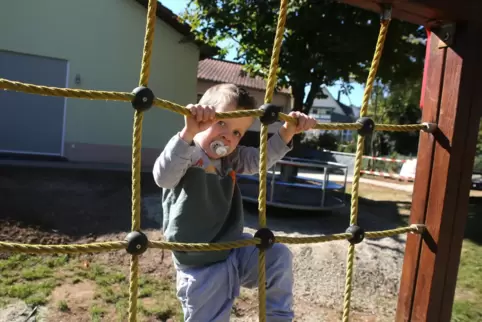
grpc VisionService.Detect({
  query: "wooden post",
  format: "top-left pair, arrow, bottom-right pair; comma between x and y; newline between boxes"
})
396,19 -> 482,322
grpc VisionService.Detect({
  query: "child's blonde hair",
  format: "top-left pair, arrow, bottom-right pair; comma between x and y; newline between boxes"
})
198,84 -> 257,111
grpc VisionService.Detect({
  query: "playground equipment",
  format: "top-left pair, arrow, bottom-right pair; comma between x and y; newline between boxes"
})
237,157 -> 348,211
1,0 -> 481,321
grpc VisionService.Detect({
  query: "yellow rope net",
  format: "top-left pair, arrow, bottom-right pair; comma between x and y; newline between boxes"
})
0,1 -> 433,321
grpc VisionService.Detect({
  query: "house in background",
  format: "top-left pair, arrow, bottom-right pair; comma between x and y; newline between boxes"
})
197,58 -> 292,136
309,86 -> 359,142
0,0 -> 216,166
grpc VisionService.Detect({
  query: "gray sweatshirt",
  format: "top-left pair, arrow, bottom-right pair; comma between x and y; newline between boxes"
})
153,131 -> 292,267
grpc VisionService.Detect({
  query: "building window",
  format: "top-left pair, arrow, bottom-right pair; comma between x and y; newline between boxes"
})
311,107 -> 332,116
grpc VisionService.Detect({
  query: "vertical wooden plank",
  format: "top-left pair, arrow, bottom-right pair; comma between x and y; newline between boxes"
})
395,28 -> 446,322
409,33 -> 462,322
438,19 -> 482,321
396,19 -> 482,322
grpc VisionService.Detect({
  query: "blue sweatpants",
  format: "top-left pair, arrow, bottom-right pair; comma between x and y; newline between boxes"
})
175,234 -> 294,322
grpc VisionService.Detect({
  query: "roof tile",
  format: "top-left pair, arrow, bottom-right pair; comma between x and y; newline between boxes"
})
198,59 -> 291,94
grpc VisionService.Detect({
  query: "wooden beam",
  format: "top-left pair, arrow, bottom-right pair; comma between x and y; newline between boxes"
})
339,0 -> 480,26
394,26 -> 444,322
438,22 -> 482,320
340,0 -> 439,26
395,19 -> 482,322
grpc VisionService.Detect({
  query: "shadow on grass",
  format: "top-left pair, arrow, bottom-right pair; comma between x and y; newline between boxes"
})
465,196 -> 482,245
241,189 -> 412,249
0,164 -> 405,242
2,163 -> 481,249
242,191 -> 482,250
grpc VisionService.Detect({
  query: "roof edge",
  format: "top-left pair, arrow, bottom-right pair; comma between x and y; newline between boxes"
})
134,0 -> 219,60
198,76 -> 292,96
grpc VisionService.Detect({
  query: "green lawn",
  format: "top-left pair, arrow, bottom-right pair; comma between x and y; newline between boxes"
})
0,254 -> 68,307
0,254 -> 182,321
451,197 -> 482,322
452,239 -> 482,321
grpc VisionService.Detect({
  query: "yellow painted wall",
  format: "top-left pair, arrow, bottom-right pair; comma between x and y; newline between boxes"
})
0,0 -> 199,150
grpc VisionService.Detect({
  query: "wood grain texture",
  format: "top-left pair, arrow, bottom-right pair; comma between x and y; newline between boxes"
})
395,20 -> 482,322
394,28 -> 445,322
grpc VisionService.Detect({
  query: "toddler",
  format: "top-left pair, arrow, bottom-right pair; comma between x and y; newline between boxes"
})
153,83 -> 317,321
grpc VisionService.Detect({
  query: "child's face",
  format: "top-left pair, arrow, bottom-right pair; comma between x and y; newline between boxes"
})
194,103 -> 253,159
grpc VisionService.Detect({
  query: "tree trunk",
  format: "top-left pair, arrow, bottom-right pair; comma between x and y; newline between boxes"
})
303,81 -> 321,115
281,135 -> 303,183
280,82 -> 322,182
291,82 -> 305,112
370,82 -> 379,170
281,82 -> 306,182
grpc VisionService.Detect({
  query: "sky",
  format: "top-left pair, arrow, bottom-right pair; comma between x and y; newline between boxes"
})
160,0 -> 365,107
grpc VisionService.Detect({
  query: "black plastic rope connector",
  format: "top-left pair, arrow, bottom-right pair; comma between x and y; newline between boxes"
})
346,225 -> 365,245
254,227 -> 275,250
356,117 -> 375,136
131,86 -> 154,112
259,103 -> 281,125
125,231 -> 149,255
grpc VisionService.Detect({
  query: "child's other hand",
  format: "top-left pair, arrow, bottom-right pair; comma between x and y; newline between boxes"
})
283,111 -> 317,135
181,104 -> 217,141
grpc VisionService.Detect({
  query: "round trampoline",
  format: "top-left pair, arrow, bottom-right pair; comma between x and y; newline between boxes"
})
237,157 -> 348,211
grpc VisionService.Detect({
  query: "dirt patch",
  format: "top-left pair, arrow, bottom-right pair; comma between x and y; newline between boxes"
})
361,174 -> 413,185
45,281 -> 98,321
0,219 -> 70,250
50,280 -> 95,307
75,229 -> 175,282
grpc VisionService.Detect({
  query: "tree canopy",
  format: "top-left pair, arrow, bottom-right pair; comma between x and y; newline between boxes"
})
181,0 -> 427,112
367,78 -> 423,156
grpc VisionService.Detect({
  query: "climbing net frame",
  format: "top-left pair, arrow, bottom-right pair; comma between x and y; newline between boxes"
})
0,1 -> 437,321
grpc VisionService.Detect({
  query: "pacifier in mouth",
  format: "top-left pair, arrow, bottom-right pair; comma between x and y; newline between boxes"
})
210,140 -> 229,157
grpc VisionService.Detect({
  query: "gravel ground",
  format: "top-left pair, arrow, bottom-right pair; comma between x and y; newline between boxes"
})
143,196 -> 408,322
